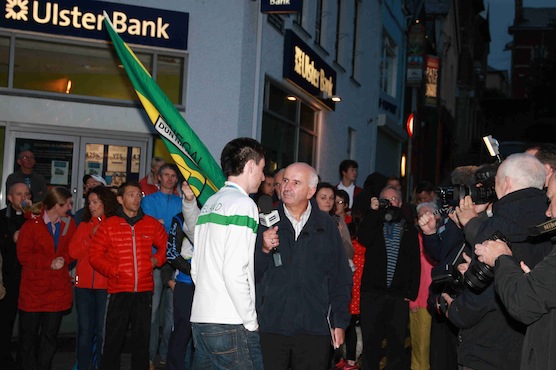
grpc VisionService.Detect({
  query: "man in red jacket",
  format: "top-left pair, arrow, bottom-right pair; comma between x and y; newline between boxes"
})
89,181 -> 167,370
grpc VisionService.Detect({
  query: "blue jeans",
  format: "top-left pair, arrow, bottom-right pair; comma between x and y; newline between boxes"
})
75,288 -> 108,370
150,268 -> 174,362
191,323 -> 263,370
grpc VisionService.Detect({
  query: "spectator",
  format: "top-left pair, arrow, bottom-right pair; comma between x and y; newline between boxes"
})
255,162 -> 352,370
410,202 -> 437,370
414,180 -> 437,205
0,183 -> 31,370
358,185 -> 420,370
89,181 -> 167,370
532,142 -> 556,187
314,182 -> 354,260
419,184 -> 466,370
165,181 -> 199,370
141,164 -> 182,369
386,176 -> 402,191
69,186 -> 118,370
334,189 -> 350,223
139,157 -> 166,196
190,138 -> 265,369
351,172 -> 387,221
337,159 -> 362,209
273,168 -> 285,203
17,186 -> 76,370
335,190 -> 365,370
6,150 -> 48,202
260,172 -> 276,197
74,174 -> 107,226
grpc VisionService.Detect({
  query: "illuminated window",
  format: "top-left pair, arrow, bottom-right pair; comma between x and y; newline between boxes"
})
261,82 -> 317,172
3,34 -> 186,105
0,36 -> 8,87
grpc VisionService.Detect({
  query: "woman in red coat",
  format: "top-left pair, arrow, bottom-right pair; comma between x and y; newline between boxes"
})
17,186 -> 76,370
69,186 -> 118,370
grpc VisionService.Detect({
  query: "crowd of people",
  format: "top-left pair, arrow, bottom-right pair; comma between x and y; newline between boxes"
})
1,140 -> 556,370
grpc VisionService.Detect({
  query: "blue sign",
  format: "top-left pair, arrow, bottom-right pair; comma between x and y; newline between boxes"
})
0,0 -> 189,50
261,0 -> 302,14
283,30 -> 336,110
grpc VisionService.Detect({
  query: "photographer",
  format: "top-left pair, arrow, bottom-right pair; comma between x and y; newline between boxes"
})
472,171 -> 556,370
358,186 -> 420,369
443,153 -> 553,369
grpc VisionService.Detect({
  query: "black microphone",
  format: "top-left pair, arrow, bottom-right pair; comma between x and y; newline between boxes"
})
258,194 -> 280,228
257,194 -> 282,267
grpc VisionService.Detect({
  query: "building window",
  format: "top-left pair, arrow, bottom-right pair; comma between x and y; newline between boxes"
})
261,82 -> 318,172
2,33 -> 186,105
380,31 -> 397,96
295,2 -> 305,28
351,0 -> 361,79
268,14 -> 285,33
334,0 -> 344,64
315,0 -> 324,45
0,36 -> 8,88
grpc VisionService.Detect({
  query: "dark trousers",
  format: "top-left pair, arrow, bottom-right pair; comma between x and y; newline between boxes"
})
75,287 -> 108,370
345,315 -> 360,361
259,333 -> 330,370
360,292 -> 409,370
430,313 -> 458,370
99,291 -> 152,370
167,282 -> 194,370
0,276 -> 20,370
19,310 -> 63,370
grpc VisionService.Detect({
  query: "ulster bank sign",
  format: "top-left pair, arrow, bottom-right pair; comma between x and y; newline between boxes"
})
0,0 -> 189,49
283,30 -> 336,110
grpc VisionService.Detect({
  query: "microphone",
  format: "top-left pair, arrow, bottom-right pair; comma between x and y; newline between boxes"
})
258,194 -> 280,228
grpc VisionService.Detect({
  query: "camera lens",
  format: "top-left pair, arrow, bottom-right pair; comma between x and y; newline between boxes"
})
464,260 -> 495,291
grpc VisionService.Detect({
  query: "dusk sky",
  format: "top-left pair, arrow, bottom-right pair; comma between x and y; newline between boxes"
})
487,0 -> 554,72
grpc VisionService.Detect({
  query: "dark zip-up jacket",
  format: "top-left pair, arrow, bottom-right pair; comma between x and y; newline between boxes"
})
357,210 -> 420,300
255,200 -> 353,336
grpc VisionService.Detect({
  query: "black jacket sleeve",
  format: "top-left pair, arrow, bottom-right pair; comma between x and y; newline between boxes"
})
494,251 -> 556,325
166,214 -> 191,275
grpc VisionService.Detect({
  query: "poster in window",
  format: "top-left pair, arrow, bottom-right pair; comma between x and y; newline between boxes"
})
51,160 -> 69,185
107,145 -> 128,172
131,147 -> 141,173
85,143 -> 105,175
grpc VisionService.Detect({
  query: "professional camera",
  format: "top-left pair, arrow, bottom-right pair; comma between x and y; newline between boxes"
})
378,198 -> 391,210
378,199 -> 401,222
436,162 -> 499,206
435,185 -> 497,206
464,231 -> 510,292
429,243 -> 466,315
431,263 -> 465,314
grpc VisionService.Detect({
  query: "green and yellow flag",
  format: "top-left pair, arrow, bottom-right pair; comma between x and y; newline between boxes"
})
103,12 -> 225,205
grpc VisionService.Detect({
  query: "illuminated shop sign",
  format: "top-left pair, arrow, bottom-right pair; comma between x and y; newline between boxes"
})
261,0 -> 302,14
425,55 -> 439,106
283,30 -> 336,110
0,0 -> 189,49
